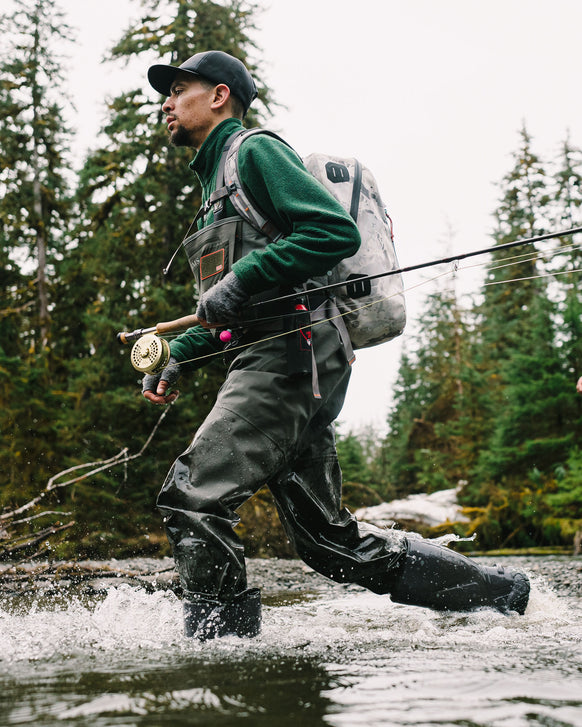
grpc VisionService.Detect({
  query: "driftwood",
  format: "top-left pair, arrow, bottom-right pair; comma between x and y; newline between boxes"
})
0,402 -> 176,561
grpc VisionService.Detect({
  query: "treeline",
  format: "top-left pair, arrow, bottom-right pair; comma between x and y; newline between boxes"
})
1,0 -> 580,560
0,0 -> 274,558
340,128 -> 582,551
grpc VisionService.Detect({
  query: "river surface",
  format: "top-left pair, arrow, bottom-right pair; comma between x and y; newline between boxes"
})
0,555 -> 580,726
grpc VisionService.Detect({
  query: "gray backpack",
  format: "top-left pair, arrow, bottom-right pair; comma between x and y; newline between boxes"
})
222,129 -> 406,350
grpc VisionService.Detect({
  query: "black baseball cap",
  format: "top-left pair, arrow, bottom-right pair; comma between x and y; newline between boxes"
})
148,50 -> 258,114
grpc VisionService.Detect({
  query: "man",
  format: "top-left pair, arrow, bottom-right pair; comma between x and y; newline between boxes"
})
144,50 -> 530,640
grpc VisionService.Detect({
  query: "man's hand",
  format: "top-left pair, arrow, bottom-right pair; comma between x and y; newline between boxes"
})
196,271 -> 249,327
577,376 -> 582,395
142,357 -> 180,405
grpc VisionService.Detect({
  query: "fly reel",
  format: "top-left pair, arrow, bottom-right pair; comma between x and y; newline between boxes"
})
130,333 -> 171,374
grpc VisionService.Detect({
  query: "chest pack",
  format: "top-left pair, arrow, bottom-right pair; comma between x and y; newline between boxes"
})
220,128 -> 406,350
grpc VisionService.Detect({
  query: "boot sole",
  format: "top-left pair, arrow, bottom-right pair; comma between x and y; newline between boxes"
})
505,572 -> 530,615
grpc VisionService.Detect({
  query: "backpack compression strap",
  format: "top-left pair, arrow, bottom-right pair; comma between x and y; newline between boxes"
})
349,159 -> 362,222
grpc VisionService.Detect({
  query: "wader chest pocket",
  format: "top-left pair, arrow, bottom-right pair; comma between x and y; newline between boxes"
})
182,217 -> 276,297
182,218 -> 240,296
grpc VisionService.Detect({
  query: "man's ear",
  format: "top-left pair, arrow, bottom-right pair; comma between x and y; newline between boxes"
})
210,84 -> 231,111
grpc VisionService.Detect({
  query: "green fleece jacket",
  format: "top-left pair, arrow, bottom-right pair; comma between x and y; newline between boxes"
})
170,117 -> 361,367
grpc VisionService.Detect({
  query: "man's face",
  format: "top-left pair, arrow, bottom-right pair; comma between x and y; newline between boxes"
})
162,73 -> 216,149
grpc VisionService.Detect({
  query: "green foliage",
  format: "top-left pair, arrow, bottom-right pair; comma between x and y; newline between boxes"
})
336,428 -> 387,507
380,124 -> 582,551
545,448 -> 582,519
0,0 -> 74,352
0,0 -> 75,505
336,431 -> 374,485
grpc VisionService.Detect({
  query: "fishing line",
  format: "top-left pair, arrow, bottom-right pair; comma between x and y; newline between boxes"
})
438,259 -> 582,301
436,240 -> 582,280
486,244 -> 582,269
486,258 -> 579,278
482,265 -> 582,288
485,242 -> 582,268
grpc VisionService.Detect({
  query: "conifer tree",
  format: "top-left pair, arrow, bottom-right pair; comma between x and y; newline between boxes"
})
0,0 -> 73,351
551,137 -> 582,442
0,0 -> 74,504
467,127 -> 572,547
470,125 -> 549,474
478,125 -> 549,356
553,135 -> 582,236
383,278 -> 472,497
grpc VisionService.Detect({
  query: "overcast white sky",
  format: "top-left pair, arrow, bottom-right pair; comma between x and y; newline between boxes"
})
42,0 -> 582,432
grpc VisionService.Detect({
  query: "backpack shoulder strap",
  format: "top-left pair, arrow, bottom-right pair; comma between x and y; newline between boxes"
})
204,128 -> 248,223
219,128 -> 294,243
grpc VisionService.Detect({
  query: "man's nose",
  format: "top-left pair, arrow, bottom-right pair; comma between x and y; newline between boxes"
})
162,97 -> 173,113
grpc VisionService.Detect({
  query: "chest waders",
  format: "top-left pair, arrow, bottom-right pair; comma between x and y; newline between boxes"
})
156,147 -> 530,642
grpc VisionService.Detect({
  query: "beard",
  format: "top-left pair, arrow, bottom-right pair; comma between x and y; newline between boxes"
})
169,124 -> 192,147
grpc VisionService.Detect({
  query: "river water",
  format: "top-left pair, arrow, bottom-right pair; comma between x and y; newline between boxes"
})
0,555 -> 580,726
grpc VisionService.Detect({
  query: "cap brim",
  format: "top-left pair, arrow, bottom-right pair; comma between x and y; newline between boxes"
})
148,64 -> 200,96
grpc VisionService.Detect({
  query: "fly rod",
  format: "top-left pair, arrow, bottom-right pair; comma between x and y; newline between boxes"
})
117,225 -> 582,373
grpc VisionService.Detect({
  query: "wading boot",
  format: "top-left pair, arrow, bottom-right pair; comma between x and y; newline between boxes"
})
389,538 -> 530,615
183,588 -> 261,640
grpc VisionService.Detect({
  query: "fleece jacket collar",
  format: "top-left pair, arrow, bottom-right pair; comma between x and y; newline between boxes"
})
189,118 -> 244,188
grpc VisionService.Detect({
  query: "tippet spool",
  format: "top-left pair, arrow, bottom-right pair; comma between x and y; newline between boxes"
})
130,334 -> 171,374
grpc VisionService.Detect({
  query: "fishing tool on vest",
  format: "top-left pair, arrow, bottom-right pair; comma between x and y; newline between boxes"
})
286,302 -> 313,377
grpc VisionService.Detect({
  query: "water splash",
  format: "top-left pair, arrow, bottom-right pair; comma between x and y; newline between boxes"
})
0,586 -> 184,664
0,564 -> 578,664
0,558 -> 580,727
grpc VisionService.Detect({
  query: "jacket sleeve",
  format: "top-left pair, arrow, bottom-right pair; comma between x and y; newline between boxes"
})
231,134 -> 361,295
169,325 -> 222,370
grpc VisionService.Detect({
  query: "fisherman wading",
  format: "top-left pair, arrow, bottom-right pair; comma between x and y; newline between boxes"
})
142,50 -> 530,640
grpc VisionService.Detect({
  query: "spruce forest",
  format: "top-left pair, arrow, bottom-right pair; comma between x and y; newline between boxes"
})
1,0 -> 581,561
